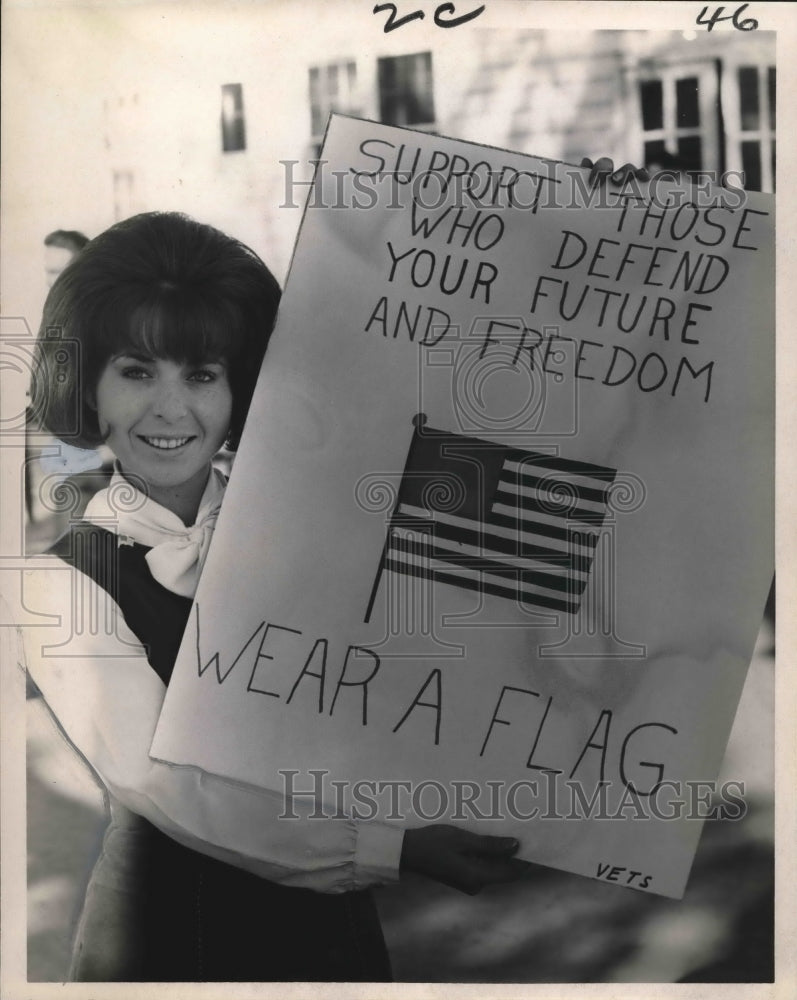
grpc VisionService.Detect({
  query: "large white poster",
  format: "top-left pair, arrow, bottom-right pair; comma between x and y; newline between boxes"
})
152,115 -> 774,899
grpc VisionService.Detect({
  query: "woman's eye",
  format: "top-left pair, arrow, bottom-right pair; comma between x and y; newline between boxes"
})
121,366 -> 151,380
188,369 -> 218,384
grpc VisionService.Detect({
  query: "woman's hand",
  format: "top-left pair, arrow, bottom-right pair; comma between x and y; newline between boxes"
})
580,156 -> 650,187
400,824 -> 532,895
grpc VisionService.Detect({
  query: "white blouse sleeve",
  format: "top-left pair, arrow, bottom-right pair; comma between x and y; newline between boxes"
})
15,561 -> 404,893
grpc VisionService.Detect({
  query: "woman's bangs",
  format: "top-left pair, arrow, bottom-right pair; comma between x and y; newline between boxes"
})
106,289 -> 247,364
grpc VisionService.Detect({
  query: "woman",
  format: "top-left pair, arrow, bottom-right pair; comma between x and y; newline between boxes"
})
22,211 -> 531,982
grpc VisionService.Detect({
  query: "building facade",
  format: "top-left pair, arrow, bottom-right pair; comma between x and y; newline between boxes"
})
99,28 -> 775,281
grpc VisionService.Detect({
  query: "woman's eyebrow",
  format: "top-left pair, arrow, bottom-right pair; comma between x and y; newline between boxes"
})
193,358 -> 228,369
112,351 -> 154,363
110,353 -> 228,367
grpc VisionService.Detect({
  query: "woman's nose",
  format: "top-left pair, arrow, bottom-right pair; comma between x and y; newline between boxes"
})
151,380 -> 189,420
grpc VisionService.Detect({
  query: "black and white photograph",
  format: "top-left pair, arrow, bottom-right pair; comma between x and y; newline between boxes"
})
0,1 -> 793,994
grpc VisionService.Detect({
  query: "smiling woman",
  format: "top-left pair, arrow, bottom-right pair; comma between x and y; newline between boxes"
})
93,354 -> 233,523
21,210 -> 532,983
34,213 -> 276,455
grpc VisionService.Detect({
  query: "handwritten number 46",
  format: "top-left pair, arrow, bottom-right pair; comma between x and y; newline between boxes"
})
374,2 -> 486,32
696,4 -> 758,31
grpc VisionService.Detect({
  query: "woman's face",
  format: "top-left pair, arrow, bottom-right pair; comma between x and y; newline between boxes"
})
94,353 -> 233,510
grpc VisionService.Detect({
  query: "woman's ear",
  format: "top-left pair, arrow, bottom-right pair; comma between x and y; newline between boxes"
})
85,387 -> 97,412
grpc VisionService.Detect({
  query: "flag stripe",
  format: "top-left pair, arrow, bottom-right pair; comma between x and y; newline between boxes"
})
391,526 -> 589,579
398,501 -> 597,548
504,454 -> 617,481
396,503 -> 596,570
502,467 -> 610,506
489,505 -> 599,549
384,556 -> 580,614
388,532 -> 588,596
500,479 -> 609,515
493,488 -> 607,526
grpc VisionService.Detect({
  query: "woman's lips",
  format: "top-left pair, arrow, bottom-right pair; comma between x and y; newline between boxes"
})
138,435 -> 195,451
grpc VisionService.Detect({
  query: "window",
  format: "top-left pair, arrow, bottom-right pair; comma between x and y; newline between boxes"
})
636,64 -> 720,175
377,52 -> 435,128
735,65 -> 775,192
221,84 -> 246,153
309,60 -> 359,154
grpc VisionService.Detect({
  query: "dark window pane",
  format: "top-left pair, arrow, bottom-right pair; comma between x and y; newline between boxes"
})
310,107 -> 323,136
221,83 -> 245,153
676,135 -> 703,173
643,139 -> 668,170
738,67 -> 760,131
771,139 -> 776,192
380,56 -> 396,90
768,67 -> 776,131
309,68 -> 322,135
378,53 -> 435,126
676,77 -> 700,128
741,140 -> 762,191
640,80 -> 663,131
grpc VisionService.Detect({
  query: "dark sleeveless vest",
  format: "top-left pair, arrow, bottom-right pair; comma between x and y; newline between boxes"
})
53,522 -> 391,983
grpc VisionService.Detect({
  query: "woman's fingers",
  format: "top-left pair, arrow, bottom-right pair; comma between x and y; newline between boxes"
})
586,156 -> 615,187
464,833 -> 520,857
448,850 -> 532,896
400,825 -> 532,895
581,156 -> 650,186
611,161 -> 651,183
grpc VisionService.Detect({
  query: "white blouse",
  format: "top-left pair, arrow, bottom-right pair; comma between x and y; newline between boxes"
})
14,469 -> 404,893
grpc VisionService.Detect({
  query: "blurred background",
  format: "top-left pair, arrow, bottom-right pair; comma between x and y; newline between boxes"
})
3,6 -> 776,325
4,1 -> 775,983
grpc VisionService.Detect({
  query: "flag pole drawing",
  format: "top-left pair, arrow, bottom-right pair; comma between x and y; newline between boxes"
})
364,415 -> 617,623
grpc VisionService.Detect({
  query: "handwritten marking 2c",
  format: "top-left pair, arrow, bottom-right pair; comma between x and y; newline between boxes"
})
374,2 -> 486,33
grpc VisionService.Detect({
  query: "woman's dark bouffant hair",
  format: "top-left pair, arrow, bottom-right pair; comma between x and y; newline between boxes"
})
33,212 -> 281,450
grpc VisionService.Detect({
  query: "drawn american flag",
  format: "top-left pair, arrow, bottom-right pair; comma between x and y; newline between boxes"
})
364,418 -> 616,622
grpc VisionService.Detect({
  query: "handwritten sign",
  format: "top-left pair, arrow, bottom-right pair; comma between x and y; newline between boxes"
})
151,116 -> 774,898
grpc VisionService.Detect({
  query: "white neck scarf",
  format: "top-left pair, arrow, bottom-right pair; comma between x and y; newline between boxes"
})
83,465 -> 226,598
